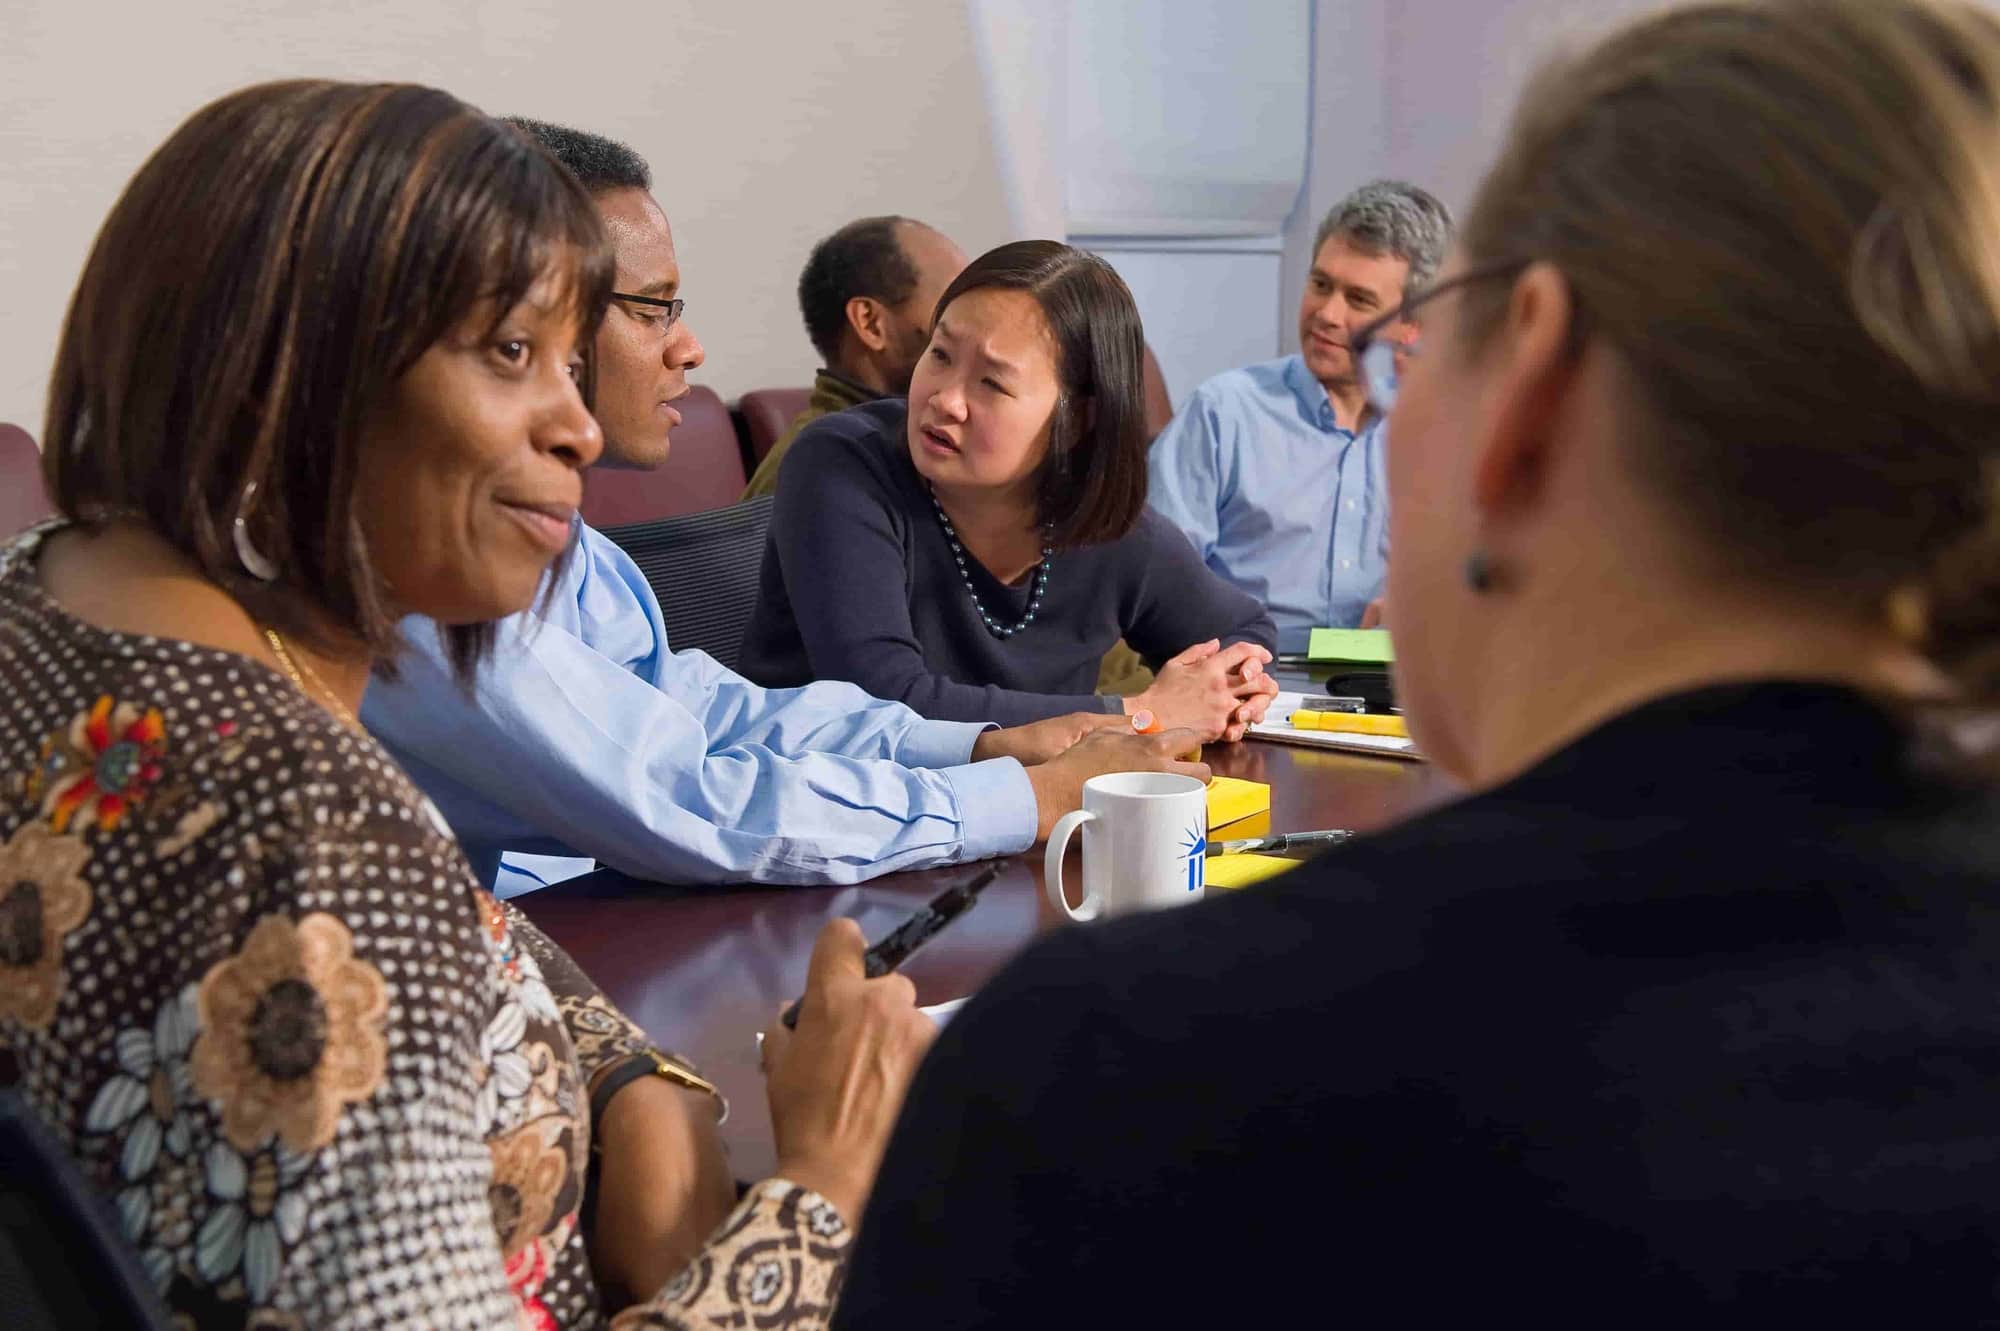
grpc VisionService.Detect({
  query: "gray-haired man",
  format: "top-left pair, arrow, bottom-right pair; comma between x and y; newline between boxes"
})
1147,180 -> 1452,650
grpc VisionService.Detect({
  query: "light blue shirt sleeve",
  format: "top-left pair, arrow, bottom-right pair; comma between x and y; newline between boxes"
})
1145,391 -> 1227,563
565,524 -> 988,769
361,524 -> 1036,890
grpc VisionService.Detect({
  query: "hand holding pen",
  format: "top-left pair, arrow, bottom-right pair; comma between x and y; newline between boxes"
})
780,864 -> 1002,1029
759,919 -> 936,1225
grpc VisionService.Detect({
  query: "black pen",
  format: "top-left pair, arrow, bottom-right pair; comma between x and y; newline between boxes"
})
779,863 -> 1003,1030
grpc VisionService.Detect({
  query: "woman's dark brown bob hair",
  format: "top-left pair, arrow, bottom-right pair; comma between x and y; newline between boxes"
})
42,79 -> 615,675
931,241 -> 1149,548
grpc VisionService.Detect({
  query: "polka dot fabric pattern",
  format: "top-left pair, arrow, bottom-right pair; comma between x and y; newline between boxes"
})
0,524 -> 849,1330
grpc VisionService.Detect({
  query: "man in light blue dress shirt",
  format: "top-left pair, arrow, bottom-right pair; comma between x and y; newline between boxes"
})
363,119 -> 1172,895
1149,181 -> 1452,653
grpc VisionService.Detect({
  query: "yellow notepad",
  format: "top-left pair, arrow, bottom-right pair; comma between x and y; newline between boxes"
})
1205,853 -> 1299,890
1206,776 -> 1270,829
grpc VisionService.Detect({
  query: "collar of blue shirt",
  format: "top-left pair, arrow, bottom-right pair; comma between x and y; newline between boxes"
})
1287,352 -> 1381,438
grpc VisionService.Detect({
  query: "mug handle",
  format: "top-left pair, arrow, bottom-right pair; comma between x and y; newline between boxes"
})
1044,809 -> 1102,921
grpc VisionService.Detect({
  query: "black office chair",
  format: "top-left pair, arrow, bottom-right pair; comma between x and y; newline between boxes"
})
0,1091 -> 171,1329
601,494 -> 776,673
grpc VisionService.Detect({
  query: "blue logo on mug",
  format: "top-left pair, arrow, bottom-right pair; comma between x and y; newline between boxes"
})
1180,821 -> 1207,893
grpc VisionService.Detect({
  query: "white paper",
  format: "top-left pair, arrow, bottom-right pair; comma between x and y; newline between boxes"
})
921,997 -> 969,1027
758,996 -> 971,1055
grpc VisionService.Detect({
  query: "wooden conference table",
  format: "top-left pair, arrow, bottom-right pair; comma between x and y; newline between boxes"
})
519,737 -> 1454,1181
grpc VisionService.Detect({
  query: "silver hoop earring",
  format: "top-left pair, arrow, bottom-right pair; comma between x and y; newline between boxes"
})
233,482 -> 278,582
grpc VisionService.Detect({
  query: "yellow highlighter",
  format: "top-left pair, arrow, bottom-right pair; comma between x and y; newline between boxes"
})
1291,710 -> 1408,738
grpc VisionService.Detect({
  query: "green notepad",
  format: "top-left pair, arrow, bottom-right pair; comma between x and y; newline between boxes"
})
1306,628 -> 1395,664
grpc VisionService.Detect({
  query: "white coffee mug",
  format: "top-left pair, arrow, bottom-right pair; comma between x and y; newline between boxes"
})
1044,771 -> 1209,921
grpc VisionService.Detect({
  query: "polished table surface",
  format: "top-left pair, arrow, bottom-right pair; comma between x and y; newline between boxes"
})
518,738 -> 1454,1181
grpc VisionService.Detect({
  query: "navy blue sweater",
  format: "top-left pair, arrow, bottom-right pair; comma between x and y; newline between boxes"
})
740,401 -> 1276,725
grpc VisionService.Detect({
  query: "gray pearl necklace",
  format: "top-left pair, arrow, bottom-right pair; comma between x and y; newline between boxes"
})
928,486 -> 1052,639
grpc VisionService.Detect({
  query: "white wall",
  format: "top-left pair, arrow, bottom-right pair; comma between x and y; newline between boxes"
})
968,0 -> 1068,240
1066,0 -> 1309,237
1278,0 -> 1662,354
0,0 -> 1013,430
965,0 -> 1316,408
1278,0 -> 1390,351
4,0 -> 1753,436
1016,0 -> 1667,403
1092,240 -> 1286,413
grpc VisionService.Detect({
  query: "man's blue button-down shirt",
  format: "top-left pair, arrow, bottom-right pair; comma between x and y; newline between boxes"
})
361,521 -> 1036,895
1148,354 -> 1389,654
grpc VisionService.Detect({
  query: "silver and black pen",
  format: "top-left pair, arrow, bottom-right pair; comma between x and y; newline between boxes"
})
1207,829 -> 1352,857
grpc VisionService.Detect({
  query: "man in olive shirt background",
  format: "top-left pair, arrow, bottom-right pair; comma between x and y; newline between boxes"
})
742,214 -> 966,499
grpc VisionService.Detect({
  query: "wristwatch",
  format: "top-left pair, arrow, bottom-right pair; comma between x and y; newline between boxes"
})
589,1051 -> 729,1149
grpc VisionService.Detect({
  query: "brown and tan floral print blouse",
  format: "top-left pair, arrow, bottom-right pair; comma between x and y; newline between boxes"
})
0,524 -> 850,1330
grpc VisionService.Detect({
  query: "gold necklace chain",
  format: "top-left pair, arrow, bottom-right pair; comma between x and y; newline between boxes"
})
263,627 -> 361,731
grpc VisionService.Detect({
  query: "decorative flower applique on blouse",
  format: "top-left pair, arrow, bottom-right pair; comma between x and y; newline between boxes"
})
27,694 -> 167,836
0,820 -> 94,1029
80,912 -> 392,1306
190,911 -> 390,1155
492,1120 -> 581,1331
83,984 -> 201,1287
499,894 -> 662,1085
473,890 -> 593,1327
193,1135 -> 313,1303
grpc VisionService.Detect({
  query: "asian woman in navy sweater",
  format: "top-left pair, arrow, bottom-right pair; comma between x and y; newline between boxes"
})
741,242 -> 1279,733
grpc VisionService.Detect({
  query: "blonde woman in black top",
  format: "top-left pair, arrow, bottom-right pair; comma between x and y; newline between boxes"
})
838,1 -> 2000,1325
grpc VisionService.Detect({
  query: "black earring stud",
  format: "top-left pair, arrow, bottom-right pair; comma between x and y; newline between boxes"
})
1464,551 -> 1498,594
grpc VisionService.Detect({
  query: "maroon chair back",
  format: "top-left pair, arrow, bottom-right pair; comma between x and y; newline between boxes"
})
737,387 -> 813,465
1,424 -> 53,539
580,386 -> 747,526
1140,344 -> 1173,445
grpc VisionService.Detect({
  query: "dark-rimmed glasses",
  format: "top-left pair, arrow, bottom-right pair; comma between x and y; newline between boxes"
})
1352,260 -> 1528,414
612,291 -> 685,336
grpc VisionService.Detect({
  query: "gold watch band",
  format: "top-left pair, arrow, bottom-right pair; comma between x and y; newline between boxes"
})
649,1054 -> 729,1125
590,1052 -> 730,1154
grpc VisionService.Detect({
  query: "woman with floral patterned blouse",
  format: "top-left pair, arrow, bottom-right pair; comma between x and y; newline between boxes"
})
0,79 -> 934,1330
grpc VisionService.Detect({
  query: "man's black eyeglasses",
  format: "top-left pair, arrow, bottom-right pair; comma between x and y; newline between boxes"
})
612,292 -> 685,334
